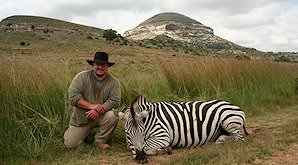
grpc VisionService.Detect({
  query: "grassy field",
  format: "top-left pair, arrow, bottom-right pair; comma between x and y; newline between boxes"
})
0,43 -> 298,164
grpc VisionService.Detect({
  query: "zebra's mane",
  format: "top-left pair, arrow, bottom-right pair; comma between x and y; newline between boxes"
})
130,105 -> 135,120
130,95 -> 150,120
129,95 -> 143,120
130,95 -> 143,106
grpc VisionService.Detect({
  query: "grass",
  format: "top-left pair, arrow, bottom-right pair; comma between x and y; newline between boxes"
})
160,58 -> 298,108
0,48 -> 298,164
139,12 -> 201,27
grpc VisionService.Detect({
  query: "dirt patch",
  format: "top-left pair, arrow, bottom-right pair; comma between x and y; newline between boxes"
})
99,146 -> 205,165
253,143 -> 298,165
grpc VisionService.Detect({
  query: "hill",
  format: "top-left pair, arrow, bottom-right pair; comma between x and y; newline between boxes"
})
123,12 -> 271,59
0,15 -> 105,38
0,15 -> 107,50
0,14 -> 296,62
138,12 -> 203,27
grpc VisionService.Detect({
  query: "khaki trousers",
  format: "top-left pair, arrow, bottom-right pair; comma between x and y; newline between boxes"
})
64,110 -> 118,148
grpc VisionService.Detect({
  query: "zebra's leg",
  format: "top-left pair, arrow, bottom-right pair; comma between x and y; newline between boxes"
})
230,130 -> 244,141
215,135 -> 228,144
145,146 -> 172,155
143,138 -> 171,156
143,132 -> 171,156
222,122 -> 245,141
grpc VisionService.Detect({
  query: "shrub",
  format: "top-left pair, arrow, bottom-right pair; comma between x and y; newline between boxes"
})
86,36 -> 93,40
43,29 -> 49,33
103,29 -> 118,42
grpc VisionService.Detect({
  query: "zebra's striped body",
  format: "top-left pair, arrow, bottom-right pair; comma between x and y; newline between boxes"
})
120,95 -> 247,163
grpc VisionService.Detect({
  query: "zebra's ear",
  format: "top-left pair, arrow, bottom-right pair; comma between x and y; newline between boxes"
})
139,111 -> 149,118
118,112 -> 125,120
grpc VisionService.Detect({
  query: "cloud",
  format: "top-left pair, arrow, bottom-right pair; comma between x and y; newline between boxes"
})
0,0 -> 297,52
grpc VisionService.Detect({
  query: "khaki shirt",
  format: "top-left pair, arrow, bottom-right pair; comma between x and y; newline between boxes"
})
68,70 -> 121,126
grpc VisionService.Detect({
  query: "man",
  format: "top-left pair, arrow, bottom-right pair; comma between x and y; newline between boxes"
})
64,51 -> 121,149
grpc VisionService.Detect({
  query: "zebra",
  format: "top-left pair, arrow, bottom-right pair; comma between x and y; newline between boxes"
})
119,95 -> 248,164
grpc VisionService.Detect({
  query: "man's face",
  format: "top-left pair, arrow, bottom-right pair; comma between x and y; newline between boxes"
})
93,63 -> 109,77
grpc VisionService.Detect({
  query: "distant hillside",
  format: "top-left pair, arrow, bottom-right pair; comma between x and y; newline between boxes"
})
0,15 -> 296,62
0,15 -> 105,39
0,15 -> 127,55
1,15 -> 99,30
123,12 -> 271,59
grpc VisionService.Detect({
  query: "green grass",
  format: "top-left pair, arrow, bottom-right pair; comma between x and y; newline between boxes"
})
0,51 -> 297,164
139,12 -> 202,26
160,58 -> 298,109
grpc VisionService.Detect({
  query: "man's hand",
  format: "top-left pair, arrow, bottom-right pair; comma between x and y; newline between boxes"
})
85,109 -> 99,120
76,99 -> 107,115
86,104 -> 107,120
90,104 -> 107,114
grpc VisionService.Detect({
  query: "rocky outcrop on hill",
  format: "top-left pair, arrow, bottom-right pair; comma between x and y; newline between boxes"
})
123,12 -> 244,50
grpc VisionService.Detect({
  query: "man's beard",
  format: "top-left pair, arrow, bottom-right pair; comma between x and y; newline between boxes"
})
96,73 -> 106,77
95,70 -> 106,77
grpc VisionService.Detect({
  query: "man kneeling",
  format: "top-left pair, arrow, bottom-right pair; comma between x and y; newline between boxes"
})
64,51 -> 121,149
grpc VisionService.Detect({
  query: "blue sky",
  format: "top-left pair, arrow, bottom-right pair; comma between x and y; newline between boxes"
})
1,0 -> 297,52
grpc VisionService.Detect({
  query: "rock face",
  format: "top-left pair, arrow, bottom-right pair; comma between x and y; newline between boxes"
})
123,12 -> 234,46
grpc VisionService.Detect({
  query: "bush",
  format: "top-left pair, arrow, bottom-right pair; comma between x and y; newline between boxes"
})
43,29 -> 49,33
86,36 -> 93,40
103,29 -> 118,42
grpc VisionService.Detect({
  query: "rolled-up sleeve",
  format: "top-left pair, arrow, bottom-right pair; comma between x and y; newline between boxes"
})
103,79 -> 121,110
68,72 -> 85,106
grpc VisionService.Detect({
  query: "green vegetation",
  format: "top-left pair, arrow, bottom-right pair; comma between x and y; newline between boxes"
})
139,12 -> 202,26
0,15 -> 297,165
102,29 -> 128,45
137,35 -> 211,55
0,52 -> 297,164
103,29 -> 118,42
1,15 -> 104,34
160,58 -> 298,109
137,35 -> 268,60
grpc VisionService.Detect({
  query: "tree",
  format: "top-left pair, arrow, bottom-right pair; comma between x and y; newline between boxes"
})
103,29 -> 118,42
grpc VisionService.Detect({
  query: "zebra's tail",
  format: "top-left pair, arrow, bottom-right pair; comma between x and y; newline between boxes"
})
243,125 -> 249,135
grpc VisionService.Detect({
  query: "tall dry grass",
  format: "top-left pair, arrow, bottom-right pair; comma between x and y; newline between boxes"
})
0,56 -> 74,161
0,54 -> 297,163
160,57 -> 298,110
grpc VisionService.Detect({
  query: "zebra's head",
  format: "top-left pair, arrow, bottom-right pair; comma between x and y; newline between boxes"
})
119,95 -> 151,163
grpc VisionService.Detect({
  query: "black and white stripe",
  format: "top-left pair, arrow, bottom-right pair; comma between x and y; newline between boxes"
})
121,95 -> 248,161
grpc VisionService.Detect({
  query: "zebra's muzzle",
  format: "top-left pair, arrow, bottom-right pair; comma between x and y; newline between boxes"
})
135,149 -> 148,164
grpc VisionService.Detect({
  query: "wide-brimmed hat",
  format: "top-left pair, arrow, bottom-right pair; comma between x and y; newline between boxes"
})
87,51 -> 115,67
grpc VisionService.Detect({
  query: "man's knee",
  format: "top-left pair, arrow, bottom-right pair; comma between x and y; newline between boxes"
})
64,136 -> 83,148
64,139 -> 77,148
63,127 -> 84,148
105,110 -> 119,123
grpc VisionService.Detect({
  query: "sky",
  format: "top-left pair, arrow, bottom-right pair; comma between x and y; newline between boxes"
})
1,0 -> 298,52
